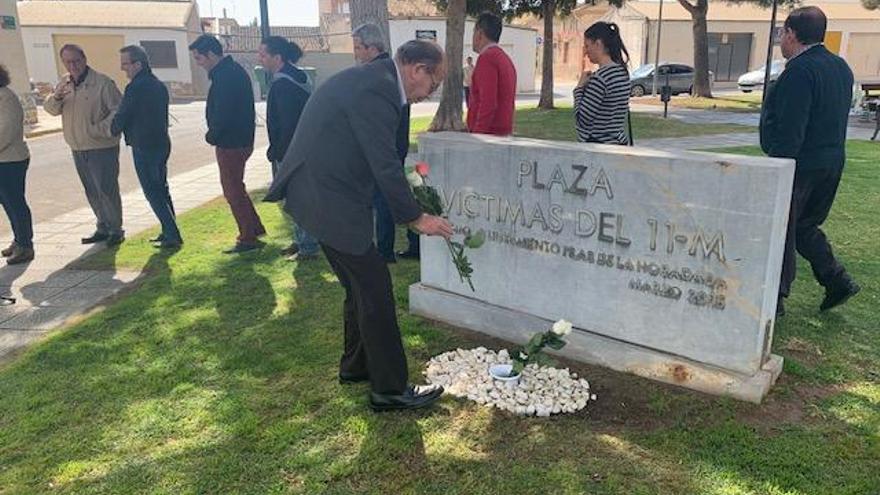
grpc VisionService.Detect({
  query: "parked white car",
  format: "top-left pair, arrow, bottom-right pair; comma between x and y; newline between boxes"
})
738,60 -> 785,92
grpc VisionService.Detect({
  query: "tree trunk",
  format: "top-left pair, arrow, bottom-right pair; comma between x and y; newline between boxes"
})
429,0 -> 467,132
678,0 -> 713,98
350,0 -> 391,52
538,0 -> 555,109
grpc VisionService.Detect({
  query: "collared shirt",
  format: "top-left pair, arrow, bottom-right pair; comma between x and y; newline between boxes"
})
789,43 -> 822,62
74,66 -> 90,87
392,59 -> 407,106
479,42 -> 499,54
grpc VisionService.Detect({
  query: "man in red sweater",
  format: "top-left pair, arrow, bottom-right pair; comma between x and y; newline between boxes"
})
468,12 -> 517,136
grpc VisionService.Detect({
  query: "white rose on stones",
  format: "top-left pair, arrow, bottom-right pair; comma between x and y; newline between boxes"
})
551,319 -> 573,336
406,170 -> 424,187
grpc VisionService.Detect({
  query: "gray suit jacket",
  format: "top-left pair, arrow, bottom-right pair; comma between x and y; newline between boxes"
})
264,57 -> 422,255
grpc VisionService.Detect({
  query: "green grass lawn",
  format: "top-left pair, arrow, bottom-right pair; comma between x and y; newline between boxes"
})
632,93 -> 765,113
0,142 -> 878,494
409,105 -> 754,150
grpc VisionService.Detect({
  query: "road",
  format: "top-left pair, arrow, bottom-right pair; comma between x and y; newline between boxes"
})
4,102 -> 268,237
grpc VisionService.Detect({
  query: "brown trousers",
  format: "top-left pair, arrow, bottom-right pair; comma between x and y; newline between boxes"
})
215,147 -> 265,244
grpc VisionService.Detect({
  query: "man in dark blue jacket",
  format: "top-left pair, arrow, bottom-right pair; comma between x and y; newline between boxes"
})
111,45 -> 181,248
258,36 -> 320,261
760,6 -> 860,316
190,34 -> 265,254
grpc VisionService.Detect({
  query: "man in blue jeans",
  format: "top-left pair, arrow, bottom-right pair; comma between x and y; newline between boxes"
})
111,45 -> 182,248
259,36 -> 320,260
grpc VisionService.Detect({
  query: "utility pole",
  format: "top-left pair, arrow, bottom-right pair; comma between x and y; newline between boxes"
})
651,0 -> 665,96
259,0 -> 271,40
761,0 -> 779,104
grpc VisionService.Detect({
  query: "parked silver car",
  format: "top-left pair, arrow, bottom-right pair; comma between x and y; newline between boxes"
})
629,63 -> 700,97
738,60 -> 785,92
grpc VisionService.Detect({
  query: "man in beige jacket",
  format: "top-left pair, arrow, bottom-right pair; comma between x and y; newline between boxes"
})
44,44 -> 125,245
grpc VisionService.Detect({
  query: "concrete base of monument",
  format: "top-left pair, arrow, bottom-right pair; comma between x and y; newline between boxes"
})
409,283 -> 784,404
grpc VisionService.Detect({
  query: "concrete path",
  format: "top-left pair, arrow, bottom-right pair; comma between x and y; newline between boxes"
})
0,147 -> 272,362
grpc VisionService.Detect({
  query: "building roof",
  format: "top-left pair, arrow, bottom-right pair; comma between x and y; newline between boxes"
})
16,1 -> 194,29
222,25 -> 328,53
623,1 -> 880,22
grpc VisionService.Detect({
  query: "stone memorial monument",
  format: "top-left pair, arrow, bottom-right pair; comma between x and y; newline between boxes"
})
410,132 -> 795,403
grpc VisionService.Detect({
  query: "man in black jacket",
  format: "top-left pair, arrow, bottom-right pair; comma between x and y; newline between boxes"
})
353,23 -> 418,262
265,40 -> 453,412
190,34 -> 265,254
111,45 -> 181,248
258,36 -> 320,261
760,6 -> 860,316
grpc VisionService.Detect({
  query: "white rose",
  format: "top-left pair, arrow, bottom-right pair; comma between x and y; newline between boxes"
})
406,170 -> 424,187
551,319 -> 573,336
518,352 -> 528,361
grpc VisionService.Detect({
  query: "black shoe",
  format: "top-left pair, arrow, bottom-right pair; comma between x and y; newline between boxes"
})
6,246 -> 34,265
820,279 -> 861,311
775,299 -> 785,317
339,371 -> 370,385
223,241 -> 264,254
106,234 -> 125,246
396,250 -> 420,260
81,232 -> 109,244
1,242 -> 16,257
369,384 -> 444,412
280,243 -> 299,256
382,254 -> 397,264
155,240 -> 183,250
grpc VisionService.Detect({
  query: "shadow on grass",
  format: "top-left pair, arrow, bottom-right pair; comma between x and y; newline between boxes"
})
0,191 -> 878,494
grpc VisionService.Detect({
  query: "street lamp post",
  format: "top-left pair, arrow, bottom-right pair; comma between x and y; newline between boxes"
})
761,0 -> 779,104
651,0 -> 665,96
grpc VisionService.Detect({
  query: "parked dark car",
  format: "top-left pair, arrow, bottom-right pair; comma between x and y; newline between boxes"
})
629,63 -> 708,97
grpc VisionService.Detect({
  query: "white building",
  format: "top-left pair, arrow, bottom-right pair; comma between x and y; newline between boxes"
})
17,0 -> 208,96
389,17 -> 537,93
1,0 -> 29,95
604,1 -> 880,82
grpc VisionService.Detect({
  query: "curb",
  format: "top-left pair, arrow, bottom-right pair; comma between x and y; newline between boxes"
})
25,127 -> 63,139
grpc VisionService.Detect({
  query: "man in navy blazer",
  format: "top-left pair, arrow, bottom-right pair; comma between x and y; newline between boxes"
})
761,6 -> 860,316
265,40 -> 453,411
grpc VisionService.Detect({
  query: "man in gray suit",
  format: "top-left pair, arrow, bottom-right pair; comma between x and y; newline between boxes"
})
265,40 -> 453,412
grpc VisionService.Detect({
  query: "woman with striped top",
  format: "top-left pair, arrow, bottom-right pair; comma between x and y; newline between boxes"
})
574,22 -> 632,145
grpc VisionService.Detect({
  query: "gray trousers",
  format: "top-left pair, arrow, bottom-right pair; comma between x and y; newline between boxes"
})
72,146 -> 124,236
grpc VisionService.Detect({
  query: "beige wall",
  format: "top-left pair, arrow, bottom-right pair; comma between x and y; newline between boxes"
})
0,0 -> 30,94
629,15 -> 880,80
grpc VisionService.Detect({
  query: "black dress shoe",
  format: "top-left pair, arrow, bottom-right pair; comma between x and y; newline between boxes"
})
382,254 -> 397,264
106,234 -> 125,246
81,232 -> 110,244
396,250 -> 420,260
339,372 -> 370,384
223,241 -> 264,254
369,384 -> 444,412
820,278 -> 861,311
280,243 -> 299,256
155,240 -> 183,250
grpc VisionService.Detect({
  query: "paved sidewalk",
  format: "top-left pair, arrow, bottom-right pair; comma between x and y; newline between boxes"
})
0,147 -> 272,362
